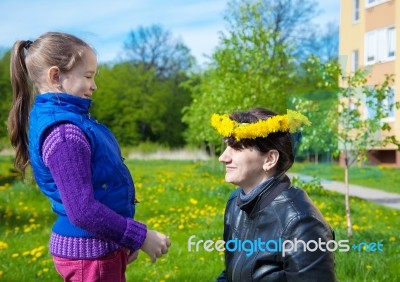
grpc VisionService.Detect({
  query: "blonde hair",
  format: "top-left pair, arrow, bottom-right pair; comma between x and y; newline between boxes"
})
8,32 -> 92,175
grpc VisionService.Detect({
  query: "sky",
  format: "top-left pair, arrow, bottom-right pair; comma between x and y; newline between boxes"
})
0,0 -> 340,66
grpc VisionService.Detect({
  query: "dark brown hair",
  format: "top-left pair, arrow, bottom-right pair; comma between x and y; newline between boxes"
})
8,32 -> 92,175
225,107 -> 295,173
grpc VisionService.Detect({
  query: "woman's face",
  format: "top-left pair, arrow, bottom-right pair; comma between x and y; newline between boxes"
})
218,145 -> 269,193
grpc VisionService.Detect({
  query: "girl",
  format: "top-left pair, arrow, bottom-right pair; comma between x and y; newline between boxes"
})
8,32 -> 171,282
212,108 -> 337,282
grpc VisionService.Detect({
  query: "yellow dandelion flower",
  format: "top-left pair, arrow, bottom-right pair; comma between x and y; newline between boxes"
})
11,253 -> 19,258
0,241 -> 8,250
211,110 -> 310,141
389,236 -> 396,242
189,198 -> 198,205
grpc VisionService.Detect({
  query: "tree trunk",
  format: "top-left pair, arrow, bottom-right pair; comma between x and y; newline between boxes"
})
315,152 -> 318,165
209,143 -> 216,170
344,154 -> 353,238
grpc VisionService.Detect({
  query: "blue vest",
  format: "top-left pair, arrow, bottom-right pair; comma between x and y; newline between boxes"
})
29,93 -> 135,238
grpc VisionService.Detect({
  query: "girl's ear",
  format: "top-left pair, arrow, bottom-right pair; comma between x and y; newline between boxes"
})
48,66 -> 61,85
262,150 -> 279,172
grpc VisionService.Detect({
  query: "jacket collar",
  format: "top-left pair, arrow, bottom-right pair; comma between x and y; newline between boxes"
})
237,173 -> 290,215
34,93 -> 92,115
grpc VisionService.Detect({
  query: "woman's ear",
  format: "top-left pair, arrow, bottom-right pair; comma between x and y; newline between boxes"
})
262,150 -> 279,172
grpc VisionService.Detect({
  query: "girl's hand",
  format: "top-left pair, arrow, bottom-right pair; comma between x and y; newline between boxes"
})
140,230 -> 171,262
125,249 -> 139,264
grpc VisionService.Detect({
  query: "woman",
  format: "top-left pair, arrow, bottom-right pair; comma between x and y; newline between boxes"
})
212,108 -> 337,282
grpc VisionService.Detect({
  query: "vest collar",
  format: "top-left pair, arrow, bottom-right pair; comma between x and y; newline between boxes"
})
35,93 -> 92,115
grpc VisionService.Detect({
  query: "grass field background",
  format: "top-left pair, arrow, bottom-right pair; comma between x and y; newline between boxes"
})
291,161 -> 400,194
0,157 -> 399,281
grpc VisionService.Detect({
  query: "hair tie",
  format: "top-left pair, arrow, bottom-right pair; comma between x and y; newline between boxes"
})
24,40 -> 33,50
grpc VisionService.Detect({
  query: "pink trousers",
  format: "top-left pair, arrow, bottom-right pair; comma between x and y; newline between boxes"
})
53,249 -> 127,282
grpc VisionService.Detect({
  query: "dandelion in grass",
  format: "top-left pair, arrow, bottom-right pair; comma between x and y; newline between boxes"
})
389,236 -> 396,242
11,253 -> 19,258
189,198 -> 198,205
0,241 -> 8,250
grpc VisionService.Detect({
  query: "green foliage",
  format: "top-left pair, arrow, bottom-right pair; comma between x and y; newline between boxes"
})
0,51 -> 12,149
338,69 -> 399,163
183,0 -> 297,147
90,60 -> 192,147
288,56 -> 341,158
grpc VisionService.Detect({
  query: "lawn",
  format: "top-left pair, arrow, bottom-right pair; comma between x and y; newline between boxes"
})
291,161 -> 400,194
0,158 -> 399,281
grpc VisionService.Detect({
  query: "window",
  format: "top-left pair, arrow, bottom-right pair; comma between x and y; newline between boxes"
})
353,0 -> 360,22
365,88 -> 395,120
364,26 -> 396,65
351,50 -> 359,71
365,32 -> 377,64
388,27 -> 396,58
365,0 -> 391,8
383,88 -> 395,120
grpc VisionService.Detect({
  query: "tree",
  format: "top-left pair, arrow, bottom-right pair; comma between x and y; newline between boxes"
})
92,25 -> 194,147
122,24 -> 194,147
184,0 -> 318,148
288,56 -> 341,162
0,51 -> 12,149
124,24 -> 194,78
227,0 -> 320,61
337,68 -> 400,237
91,62 -> 144,146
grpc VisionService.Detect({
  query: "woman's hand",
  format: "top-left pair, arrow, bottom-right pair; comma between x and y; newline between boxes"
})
140,230 -> 171,262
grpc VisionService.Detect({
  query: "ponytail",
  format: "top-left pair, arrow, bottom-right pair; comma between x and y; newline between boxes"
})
8,40 -> 33,176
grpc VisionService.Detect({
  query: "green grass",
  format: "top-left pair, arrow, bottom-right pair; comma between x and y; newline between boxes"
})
290,161 -> 400,194
0,158 -> 399,281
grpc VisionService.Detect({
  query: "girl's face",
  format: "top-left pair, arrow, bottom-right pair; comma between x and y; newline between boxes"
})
218,145 -> 269,193
59,49 -> 97,99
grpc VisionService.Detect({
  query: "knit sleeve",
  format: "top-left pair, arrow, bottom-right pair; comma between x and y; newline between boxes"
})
41,123 -> 147,251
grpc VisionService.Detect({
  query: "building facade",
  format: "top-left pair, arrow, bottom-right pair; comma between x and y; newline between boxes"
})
339,0 -> 400,165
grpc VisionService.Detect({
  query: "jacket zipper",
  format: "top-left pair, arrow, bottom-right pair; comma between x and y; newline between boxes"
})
232,212 -> 250,282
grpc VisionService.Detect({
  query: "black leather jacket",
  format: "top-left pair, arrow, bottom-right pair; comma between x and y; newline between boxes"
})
217,175 -> 337,282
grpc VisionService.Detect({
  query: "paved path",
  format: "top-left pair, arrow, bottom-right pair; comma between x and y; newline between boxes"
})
287,173 -> 400,210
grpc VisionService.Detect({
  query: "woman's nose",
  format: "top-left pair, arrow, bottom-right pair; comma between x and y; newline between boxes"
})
218,147 -> 230,163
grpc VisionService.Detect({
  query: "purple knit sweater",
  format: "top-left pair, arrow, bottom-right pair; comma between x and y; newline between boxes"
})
42,123 -> 147,259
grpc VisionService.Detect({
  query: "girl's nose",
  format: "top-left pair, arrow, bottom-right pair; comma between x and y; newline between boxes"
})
91,81 -> 97,91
